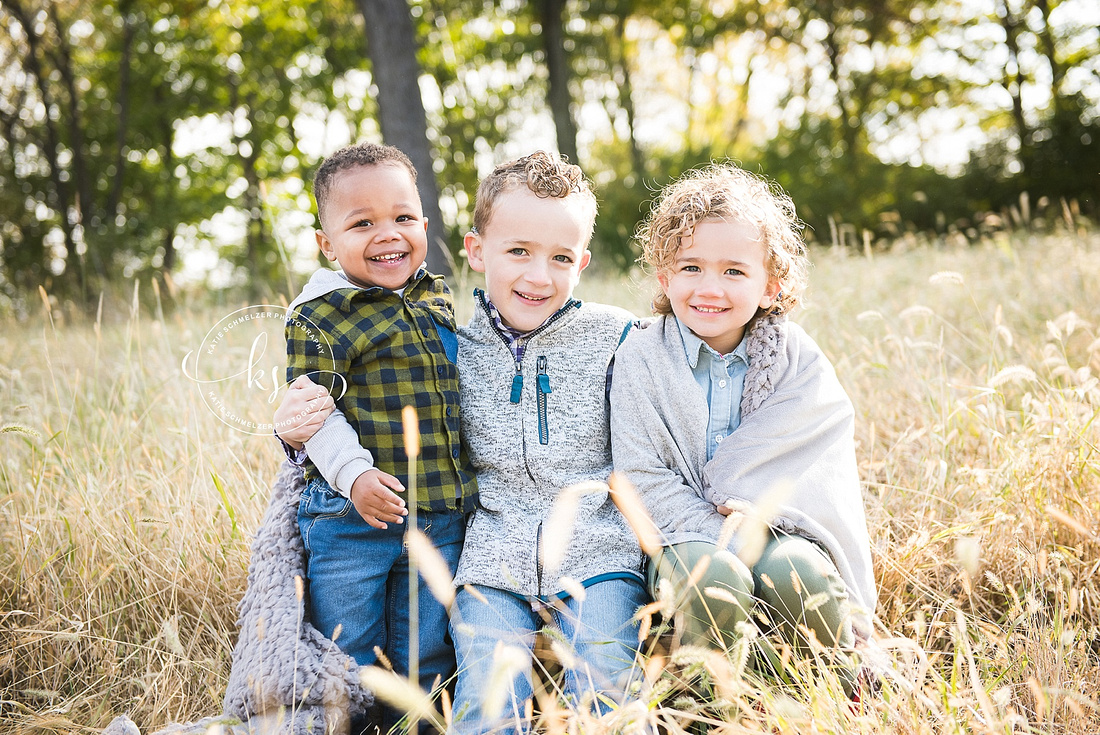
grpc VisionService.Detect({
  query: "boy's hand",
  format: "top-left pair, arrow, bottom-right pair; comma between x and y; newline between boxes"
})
716,501 -> 745,530
351,469 -> 408,529
276,375 -> 335,448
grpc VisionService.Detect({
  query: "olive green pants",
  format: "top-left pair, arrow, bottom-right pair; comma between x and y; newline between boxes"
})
648,534 -> 857,692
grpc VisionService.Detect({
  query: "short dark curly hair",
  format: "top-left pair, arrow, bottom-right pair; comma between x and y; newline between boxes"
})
312,142 -> 418,230
472,150 -> 597,238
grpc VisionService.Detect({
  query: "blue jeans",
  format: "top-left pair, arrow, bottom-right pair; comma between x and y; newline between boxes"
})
449,577 -> 647,734
298,478 -> 466,732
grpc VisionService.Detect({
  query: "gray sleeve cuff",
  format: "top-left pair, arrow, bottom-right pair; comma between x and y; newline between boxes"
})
303,410 -> 374,498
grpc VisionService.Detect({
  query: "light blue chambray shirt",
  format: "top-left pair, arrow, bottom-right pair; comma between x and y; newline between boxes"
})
675,317 -> 750,461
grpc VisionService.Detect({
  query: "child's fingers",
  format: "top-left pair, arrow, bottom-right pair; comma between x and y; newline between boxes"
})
367,489 -> 407,515
360,513 -> 388,530
383,494 -> 407,514
374,509 -> 406,525
356,496 -> 406,527
290,374 -> 322,391
301,408 -> 330,428
306,395 -> 335,415
375,472 -> 406,493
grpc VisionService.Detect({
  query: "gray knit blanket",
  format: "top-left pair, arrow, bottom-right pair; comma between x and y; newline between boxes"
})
611,312 -> 877,639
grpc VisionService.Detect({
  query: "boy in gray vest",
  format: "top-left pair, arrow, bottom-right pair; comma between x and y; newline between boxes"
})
447,152 -> 646,733
278,152 -> 647,733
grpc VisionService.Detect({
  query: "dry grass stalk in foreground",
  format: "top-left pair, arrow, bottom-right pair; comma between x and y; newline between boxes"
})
1,225 -> 1099,733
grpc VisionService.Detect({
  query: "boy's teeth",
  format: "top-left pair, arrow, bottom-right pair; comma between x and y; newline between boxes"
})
370,253 -> 404,261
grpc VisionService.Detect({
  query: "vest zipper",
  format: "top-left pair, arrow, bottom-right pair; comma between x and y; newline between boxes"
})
536,356 -> 551,445
474,290 -> 576,483
509,362 -> 523,403
535,521 -> 544,596
475,289 -> 579,403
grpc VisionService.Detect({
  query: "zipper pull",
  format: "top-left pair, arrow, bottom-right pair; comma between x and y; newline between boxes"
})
536,356 -> 551,394
509,364 -> 523,403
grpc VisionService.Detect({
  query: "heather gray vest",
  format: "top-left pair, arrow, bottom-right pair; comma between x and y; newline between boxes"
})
453,297 -> 645,596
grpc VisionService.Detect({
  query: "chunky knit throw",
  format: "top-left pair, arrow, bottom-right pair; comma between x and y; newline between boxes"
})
611,312 -> 877,638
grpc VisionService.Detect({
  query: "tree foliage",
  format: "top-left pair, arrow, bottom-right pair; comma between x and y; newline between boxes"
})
0,0 -> 1096,311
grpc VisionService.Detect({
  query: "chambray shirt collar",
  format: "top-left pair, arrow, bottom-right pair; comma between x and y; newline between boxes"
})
676,317 -> 749,368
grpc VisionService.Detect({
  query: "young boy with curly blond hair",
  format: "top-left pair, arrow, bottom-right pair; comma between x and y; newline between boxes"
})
610,162 -> 876,696
447,151 -> 646,733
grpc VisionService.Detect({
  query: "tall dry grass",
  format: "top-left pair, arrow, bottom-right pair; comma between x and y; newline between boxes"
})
2,221 -> 1099,734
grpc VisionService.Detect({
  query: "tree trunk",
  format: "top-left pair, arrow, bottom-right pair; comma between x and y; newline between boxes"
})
539,0 -> 580,164
1034,0 -> 1064,109
109,0 -> 134,219
612,10 -> 644,181
1,0 -> 83,298
0,92 -> 45,292
356,0 -> 450,276
819,5 -> 860,176
49,3 -> 94,236
155,83 -> 177,275
998,0 -> 1031,159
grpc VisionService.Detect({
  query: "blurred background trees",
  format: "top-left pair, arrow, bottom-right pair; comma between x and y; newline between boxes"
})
1,0 -> 1096,311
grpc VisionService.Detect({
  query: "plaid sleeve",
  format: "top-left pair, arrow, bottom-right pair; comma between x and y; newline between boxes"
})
285,300 -> 351,397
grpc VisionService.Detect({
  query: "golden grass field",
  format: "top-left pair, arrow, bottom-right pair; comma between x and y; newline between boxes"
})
2,219 -> 1099,734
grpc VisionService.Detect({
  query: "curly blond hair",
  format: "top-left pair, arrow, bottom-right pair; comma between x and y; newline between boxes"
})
472,150 -> 598,238
637,163 -> 809,316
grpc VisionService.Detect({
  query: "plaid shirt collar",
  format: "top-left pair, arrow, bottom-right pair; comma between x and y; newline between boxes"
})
484,298 -> 533,363
328,266 -> 429,311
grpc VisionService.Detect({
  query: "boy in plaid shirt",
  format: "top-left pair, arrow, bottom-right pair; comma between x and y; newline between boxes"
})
280,142 -> 477,733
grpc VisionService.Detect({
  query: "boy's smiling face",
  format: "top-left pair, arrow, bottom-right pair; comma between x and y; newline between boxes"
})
658,217 -> 780,355
316,163 -> 428,290
464,188 -> 593,333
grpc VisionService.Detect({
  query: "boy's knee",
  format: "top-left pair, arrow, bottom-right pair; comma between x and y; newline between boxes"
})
759,535 -> 841,597
755,534 -> 854,647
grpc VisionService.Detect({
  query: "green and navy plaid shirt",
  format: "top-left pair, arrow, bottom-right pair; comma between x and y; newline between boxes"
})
285,270 -> 477,511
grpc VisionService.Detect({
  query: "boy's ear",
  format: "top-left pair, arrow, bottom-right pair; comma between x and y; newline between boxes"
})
578,249 -> 592,272
463,231 -> 486,273
316,230 -> 337,262
761,277 -> 782,308
656,271 -> 670,294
